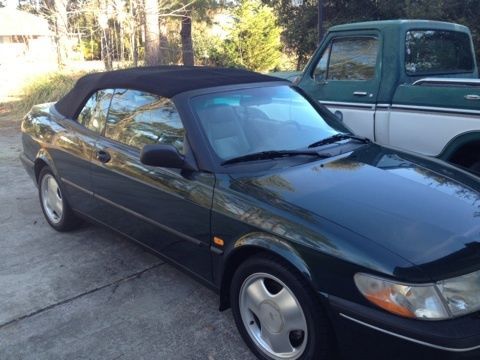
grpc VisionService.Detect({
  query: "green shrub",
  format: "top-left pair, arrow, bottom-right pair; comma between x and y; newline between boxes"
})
78,39 -> 101,60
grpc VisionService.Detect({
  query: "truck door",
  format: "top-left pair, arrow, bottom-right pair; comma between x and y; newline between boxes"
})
299,32 -> 381,140
387,29 -> 480,157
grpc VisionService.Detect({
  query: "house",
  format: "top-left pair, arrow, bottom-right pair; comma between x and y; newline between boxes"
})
0,8 -> 56,64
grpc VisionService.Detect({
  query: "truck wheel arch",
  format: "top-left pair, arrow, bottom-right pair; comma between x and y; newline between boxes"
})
218,233 -> 313,311
439,131 -> 480,171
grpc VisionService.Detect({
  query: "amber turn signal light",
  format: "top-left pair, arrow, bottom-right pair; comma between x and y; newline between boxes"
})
213,236 -> 224,246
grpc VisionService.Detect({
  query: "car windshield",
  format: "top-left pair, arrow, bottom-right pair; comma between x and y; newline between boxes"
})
191,85 -> 343,161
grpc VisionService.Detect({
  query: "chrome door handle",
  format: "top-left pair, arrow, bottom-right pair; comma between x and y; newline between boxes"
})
353,91 -> 368,97
465,94 -> 480,100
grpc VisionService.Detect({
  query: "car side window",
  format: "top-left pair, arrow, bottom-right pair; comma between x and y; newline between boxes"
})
313,37 -> 378,81
77,89 -> 114,133
104,89 -> 185,153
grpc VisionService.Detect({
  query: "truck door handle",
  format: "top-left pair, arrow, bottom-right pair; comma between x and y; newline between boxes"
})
95,149 -> 111,163
465,94 -> 480,101
353,91 -> 368,97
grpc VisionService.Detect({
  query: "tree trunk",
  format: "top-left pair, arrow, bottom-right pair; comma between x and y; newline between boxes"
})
120,22 -> 125,62
132,30 -> 139,66
296,55 -> 302,71
317,0 -> 325,45
99,0 -> 113,70
130,31 -> 138,66
180,11 -> 194,66
159,19 -> 169,64
129,0 -> 138,66
144,0 -> 161,66
54,0 -> 69,68
101,29 -> 113,70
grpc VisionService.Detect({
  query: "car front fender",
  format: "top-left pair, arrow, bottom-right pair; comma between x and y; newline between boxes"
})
218,232 -> 313,310
234,232 -> 312,280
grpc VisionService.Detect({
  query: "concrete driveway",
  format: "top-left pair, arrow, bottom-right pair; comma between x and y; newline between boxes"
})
0,114 -> 255,359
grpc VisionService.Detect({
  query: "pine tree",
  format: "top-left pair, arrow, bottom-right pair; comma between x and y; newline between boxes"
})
224,0 -> 282,72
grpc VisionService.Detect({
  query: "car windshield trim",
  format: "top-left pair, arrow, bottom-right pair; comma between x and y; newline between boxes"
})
308,133 -> 370,149
221,149 -> 329,166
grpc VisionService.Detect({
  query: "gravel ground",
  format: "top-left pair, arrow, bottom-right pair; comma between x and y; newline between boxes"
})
0,114 -> 254,360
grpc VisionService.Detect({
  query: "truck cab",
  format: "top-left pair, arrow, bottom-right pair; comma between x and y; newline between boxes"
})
297,20 -> 480,174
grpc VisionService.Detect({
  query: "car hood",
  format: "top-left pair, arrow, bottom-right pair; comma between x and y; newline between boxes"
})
229,144 -> 480,281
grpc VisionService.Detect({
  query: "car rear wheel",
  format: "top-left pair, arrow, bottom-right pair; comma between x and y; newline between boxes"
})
38,167 -> 81,231
230,254 -> 333,360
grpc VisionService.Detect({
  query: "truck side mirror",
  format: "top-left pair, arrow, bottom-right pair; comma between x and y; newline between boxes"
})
313,72 -> 324,82
313,72 -> 328,85
334,110 -> 343,122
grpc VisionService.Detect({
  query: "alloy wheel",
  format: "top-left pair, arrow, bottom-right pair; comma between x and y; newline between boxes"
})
40,174 -> 64,224
239,272 -> 308,360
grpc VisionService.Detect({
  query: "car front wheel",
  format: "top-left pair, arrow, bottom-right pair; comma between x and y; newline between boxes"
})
230,254 -> 334,360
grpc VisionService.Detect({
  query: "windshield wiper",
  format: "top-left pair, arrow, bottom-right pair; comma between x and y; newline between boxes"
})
221,150 -> 329,166
308,133 -> 370,149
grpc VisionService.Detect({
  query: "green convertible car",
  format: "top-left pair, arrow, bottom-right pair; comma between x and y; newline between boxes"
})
21,67 -> 480,360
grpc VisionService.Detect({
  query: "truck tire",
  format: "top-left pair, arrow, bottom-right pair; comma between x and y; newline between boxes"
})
446,139 -> 480,176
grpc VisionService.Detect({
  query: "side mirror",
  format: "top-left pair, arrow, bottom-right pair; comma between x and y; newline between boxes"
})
334,110 -> 343,122
313,72 -> 327,85
140,144 -> 185,168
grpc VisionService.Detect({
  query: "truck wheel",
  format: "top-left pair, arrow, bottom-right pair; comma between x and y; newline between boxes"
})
38,167 -> 81,232
469,161 -> 480,175
230,254 -> 334,360
447,140 -> 480,176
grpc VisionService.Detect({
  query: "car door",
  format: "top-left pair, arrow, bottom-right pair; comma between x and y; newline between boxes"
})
51,89 -> 114,214
299,32 -> 381,139
90,88 -> 215,281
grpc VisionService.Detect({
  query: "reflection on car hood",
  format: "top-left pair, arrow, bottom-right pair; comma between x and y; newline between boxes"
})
230,144 -> 480,281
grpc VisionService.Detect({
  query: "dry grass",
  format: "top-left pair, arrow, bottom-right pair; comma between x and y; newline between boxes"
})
4,61 -> 136,117
12,72 -> 86,116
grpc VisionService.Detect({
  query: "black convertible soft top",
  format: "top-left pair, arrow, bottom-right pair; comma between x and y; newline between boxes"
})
55,66 -> 284,119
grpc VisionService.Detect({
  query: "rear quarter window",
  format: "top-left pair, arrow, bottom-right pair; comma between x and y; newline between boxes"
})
405,30 -> 475,75
77,89 -> 114,133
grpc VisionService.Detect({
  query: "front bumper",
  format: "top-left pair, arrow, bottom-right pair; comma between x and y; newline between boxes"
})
326,295 -> 480,359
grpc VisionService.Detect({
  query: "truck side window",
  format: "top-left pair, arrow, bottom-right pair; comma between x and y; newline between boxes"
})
327,37 -> 378,80
77,89 -> 114,133
405,30 -> 474,75
313,44 -> 331,81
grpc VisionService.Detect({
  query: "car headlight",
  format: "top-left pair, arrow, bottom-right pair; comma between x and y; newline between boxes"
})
354,273 -> 449,319
355,270 -> 480,320
437,270 -> 480,317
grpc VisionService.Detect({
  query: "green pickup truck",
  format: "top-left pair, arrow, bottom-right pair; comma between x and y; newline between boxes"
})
283,20 -> 480,174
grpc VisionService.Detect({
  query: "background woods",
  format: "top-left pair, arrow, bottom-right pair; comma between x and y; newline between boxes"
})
2,0 -> 480,72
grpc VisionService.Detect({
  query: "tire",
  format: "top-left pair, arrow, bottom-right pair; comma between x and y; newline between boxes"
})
38,167 -> 81,232
469,161 -> 480,176
230,254 -> 334,360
